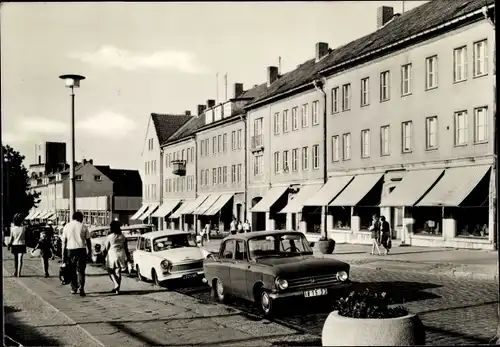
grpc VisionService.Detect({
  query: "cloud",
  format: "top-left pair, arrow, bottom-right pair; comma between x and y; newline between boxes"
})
76,111 -> 136,139
17,117 -> 69,134
69,45 -> 210,74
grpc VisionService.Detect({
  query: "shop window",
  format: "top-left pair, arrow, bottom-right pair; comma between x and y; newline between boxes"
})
412,207 -> 442,235
456,207 -> 488,238
331,207 -> 350,230
356,207 -> 380,231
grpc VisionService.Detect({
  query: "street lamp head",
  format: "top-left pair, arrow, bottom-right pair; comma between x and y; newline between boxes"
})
59,74 -> 86,88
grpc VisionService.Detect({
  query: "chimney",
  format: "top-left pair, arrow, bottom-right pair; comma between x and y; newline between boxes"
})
233,83 -> 244,98
83,159 -> 87,165
185,110 -> 191,116
197,104 -> 207,115
267,66 -> 279,87
89,159 -> 93,165
315,42 -> 329,62
207,99 -> 215,108
377,6 -> 394,29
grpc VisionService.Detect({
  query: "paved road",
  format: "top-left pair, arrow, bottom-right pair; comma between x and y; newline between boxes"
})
4,249 -> 499,346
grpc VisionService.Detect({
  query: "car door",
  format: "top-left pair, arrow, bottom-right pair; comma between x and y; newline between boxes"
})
133,236 -> 144,267
229,240 -> 252,300
217,240 -> 235,294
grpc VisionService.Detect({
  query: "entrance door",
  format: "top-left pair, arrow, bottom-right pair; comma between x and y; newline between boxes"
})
390,207 -> 403,240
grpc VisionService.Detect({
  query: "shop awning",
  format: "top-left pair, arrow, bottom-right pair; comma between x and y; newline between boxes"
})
35,210 -> 48,219
304,176 -> 354,207
329,173 -> 383,206
25,211 -> 37,220
138,203 -> 159,220
194,194 -> 221,215
416,165 -> 491,207
204,193 -> 234,216
47,212 -> 56,220
379,169 -> 444,207
131,204 -> 149,220
151,200 -> 180,218
174,195 -> 209,217
41,211 -> 54,219
251,186 -> 288,213
30,211 -> 42,219
279,184 -> 322,214
169,200 -> 189,219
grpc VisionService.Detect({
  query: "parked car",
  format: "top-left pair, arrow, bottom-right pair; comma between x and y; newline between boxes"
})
203,230 -> 351,316
133,230 -> 208,287
89,226 -> 110,263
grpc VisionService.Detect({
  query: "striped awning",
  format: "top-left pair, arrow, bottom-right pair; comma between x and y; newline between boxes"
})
304,176 -> 354,207
329,173 -> 383,206
251,186 -> 288,213
194,194 -> 221,215
138,203 -> 160,220
131,204 -> 149,220
151,200 -> 180,218
204,193 -> 234,216
279,184 -> 322,214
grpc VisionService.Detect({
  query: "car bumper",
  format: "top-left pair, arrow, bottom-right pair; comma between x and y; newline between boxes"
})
269,281 -> 352,300
157,270 -> 205,282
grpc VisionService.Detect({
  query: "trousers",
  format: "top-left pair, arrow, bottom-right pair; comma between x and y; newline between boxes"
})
67,248 -> 87,292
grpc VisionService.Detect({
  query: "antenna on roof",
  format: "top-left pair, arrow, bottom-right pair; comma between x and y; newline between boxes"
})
278,56 -> 282,75
402,1 -> 405,13
216,72 -> 219,103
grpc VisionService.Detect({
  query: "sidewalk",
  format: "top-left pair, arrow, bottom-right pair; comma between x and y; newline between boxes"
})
200,239 -> 499,281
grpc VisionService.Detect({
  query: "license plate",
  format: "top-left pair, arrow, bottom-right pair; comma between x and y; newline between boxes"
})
304,288 -> 328,298
182,273 -> 198,280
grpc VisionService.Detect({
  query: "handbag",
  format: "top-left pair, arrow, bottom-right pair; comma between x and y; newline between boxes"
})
30,248 -> 41,257
387,239 -> 392,250
59,264 -> 71,285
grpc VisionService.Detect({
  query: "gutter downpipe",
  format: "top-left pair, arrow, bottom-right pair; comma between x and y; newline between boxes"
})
194,135 -> 199,236
313,77 -> 328,239
159,148 -> 164,230
237,113 -> 248,222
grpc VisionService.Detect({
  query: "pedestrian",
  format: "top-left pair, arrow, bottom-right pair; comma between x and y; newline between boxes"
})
243,220 -> 251,233
369,214 -> 382,256
230,218 -> 237,235
33,230 -> 56,277
61,211 -> 92,297
201,222 -> 211,246
7,214 -> 27,277
380,215 -> 392,255
237,220 -> 243,233
104,220 -> 131,294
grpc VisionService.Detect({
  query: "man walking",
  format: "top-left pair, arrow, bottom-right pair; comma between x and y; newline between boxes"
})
61,212 -> 91,296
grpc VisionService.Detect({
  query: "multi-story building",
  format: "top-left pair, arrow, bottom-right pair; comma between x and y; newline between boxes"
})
243,0 -> 496,249
27,158 -> 142,225
28,141 -> 67,177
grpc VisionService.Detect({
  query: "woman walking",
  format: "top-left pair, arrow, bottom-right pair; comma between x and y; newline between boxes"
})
7,214 -> 27,277
33,230 -> 56,277
380,215 -> 392,255
104,221 -> 131,294
369,214 -> 382,256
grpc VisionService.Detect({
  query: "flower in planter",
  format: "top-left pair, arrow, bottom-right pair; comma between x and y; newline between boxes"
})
333,288 -> 409,319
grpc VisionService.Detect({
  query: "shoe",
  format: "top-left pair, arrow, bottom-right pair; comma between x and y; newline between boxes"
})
12,272 -> 17,277
79,291 -> 86,297
71,289 -> 77,294
45,274 -> 50,278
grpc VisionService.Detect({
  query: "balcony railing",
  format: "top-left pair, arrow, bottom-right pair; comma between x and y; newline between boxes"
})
250,135 -> 264,152
171,160 -> 187,176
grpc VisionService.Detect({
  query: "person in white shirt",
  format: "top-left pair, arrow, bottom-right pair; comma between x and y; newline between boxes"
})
243,220 -> 251,233
62,211 -> 92,296
237,221 -> 243,233
230,219 -> 237,235
7,214 -> 27,277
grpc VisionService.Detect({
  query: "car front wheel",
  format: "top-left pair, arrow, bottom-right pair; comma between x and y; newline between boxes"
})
152,269 -> 162,287
212,278 -> 227,303
136,265 -> 147,282
259,290 -> 274,316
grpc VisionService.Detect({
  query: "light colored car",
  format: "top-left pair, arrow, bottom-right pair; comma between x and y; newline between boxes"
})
89,226 -> 110,263
133,230 -> 208,286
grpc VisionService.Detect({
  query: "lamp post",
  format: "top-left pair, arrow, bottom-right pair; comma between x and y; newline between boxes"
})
59,74 -> 85,220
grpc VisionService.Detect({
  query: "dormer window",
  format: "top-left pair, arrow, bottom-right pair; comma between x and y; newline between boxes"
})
75,175 -> 83,181
94,175 -> 102,181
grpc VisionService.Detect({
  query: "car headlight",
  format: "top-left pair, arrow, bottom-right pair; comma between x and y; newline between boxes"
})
94,244 -> 101,252
336,271 -> 348,282
161,260 -> 171,270
275,278 -> 288,290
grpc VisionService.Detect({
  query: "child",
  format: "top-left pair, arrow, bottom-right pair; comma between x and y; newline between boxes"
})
33,231 -> 56,278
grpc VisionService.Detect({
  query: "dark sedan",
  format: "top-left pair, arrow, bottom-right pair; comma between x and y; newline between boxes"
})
203,230 -> 351,316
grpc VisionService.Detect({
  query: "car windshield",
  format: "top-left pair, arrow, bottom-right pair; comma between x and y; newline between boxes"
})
248,233 -> 313,260
123,227 -> 151,238
90,229 -> 108,238
153,234 -> 196,252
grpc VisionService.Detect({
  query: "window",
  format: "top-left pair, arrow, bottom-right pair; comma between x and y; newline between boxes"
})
218,167 -> 223,184
342,84 -> 351,111
474,107 -> 488,143
361,129 -> 370,158
473,40 -> 488,77
231,165 -> 236,182
331,87 -> 339,114
292,107 -> 298,130
254,155 -> 263,175
401,64 -> 412,95
273,112 -> 280,135
254,118 -> 263,136
200,170 -> 204,186
302,146 -> 309,170
312,145 -> 320,169
360,78 -> 369,106
453,46 -> 467,82
205,139 -> 209,155
212,136 -> 217,154
425,55 -> 438,89
301,104 -> 309,128
181,149 -> 185,161
380,125 -> 390,156
454,111 -> 468,145
291,149 -> 298,171
212,168 -> 217,186
186,148 -> 190,162
283,150 -> 289,172
237,164 -> 242,182
94,175 -> 102,181
402,121 -> 412,152
312,101 -> 319,125
223,133 -> 227,152
380,71 -> 390,101
217,135 -> 222,153
223,166 -> 227,184
331,136 -> 339,162
283,110 -> 289,133
204,170 -> 208,185
342,133 -> 351,160
274,152 -> 280,173
76,175 -> 83,181
237,129 -> 242,149
426,116 -> 438,149
231,131 -> 236,150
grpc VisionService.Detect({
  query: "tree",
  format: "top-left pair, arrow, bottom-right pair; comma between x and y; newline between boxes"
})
2,144 -> 40,227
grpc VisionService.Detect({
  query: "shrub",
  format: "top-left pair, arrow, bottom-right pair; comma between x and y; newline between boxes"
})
334,288 -> 409,319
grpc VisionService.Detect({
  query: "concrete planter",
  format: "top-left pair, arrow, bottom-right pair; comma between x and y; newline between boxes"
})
317,239 -> 335,254
321,311 -> 425,346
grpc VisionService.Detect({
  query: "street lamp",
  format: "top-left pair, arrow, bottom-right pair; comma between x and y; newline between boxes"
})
59,74 -> 85,220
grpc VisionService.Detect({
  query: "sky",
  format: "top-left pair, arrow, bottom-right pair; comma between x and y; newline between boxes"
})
1,1 -> 427,170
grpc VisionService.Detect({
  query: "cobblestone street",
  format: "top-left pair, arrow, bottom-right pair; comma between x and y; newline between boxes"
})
4,248 -> 499,346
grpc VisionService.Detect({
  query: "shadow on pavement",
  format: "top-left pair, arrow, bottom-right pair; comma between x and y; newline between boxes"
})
5,305 -> 63,346
425,325 -> 491,344
350,280 -> 442,305
91,289 -> 166,296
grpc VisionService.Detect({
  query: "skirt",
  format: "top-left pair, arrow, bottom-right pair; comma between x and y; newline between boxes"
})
11,245 -> 27,255
105,248 -> 128,272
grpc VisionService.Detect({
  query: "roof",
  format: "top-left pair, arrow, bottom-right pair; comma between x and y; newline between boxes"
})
247,0 -> 494,108
95,166 -> 142,196
223,230 -> 305,241
167,113 -> 206,143
151,113 -> 194,145
142,229 -> 192,239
